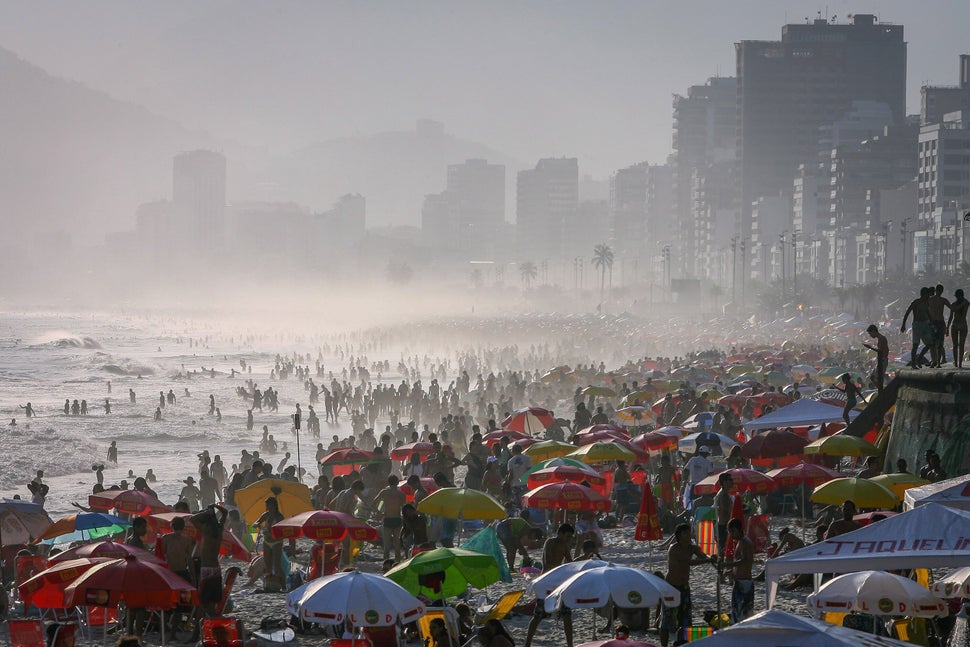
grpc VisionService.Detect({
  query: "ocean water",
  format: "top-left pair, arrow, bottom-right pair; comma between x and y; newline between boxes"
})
0,311 -> 361,521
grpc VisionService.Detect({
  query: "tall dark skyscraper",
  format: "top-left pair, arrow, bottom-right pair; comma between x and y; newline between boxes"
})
736,14 -> 907,241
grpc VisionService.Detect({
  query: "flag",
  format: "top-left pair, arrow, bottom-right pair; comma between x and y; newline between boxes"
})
634,485 -> 662,541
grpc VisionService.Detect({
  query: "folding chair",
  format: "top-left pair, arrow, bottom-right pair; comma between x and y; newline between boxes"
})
417,608 -> 460,647
694,519 -> 717,557
48,622 -> 78,647
477,590 -> 524,624
7,619 -> 45,647
202,616 -> 244,647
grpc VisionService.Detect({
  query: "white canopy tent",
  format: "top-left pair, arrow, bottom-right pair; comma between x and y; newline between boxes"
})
689,609 -> 914,646
766,503 -> 970,607
903,473 -> 970,511
743,398 -> 857,433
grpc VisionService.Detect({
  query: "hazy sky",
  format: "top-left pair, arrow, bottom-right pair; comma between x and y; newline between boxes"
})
1,0 -> 968,176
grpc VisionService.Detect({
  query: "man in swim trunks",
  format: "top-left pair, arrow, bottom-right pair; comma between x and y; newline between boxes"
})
374,475 -> 407,561
191,504 -> 228,619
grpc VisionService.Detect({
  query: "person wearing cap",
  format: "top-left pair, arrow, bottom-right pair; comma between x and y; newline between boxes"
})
682,446 -> 713,510
179,476 -> 201,512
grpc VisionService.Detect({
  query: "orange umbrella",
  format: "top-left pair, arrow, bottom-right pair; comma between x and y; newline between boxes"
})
49,540 -> 164,565
18,557 -> 110,608
270,510 -> 378,542
146,512 -> 252,561
522,482 -> 612,512
63,555 -> 199,609
319,448 -> 381,466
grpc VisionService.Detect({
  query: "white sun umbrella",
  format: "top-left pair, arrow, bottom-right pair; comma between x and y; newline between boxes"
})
930,566 -> 970,598
526,559 -> 609,600
287,570 -> 426,627
807,571 -> 944,618
544,564 -> 681,613
689,609 -> 915,646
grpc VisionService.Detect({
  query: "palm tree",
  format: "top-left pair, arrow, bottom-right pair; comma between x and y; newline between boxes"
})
519,261 -> 537,290
592,244 -> 615,305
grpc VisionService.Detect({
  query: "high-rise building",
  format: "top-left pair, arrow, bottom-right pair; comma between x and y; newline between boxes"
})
173,150 -> 227,249
672,77 -> 738,278
921,56 -> 970,126
516,158 -> 578,262
421,159 -> 505,259
737,15 -> 906,249
610,162 -> 649,259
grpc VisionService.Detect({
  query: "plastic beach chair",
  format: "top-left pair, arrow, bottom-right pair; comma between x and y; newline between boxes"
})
477,590 -> 524,624
8,619 -> 45,647
202,616 -> 244,647
417,608 -> 460,647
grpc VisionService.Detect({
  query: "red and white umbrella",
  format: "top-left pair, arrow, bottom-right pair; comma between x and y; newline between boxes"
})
89,489 -> 170,516
544,565 -> 680,613
482,429 -> 532,447
807,570 -> 944,617
501,407 -> 555,435
19,557 -> 110,608
63,555 -> 199,609
287,569 -> 425,627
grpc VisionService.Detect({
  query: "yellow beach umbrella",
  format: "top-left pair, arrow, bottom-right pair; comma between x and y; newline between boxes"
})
234,478 -> 313,525
810,477 -> 898,509
580,386 -> 617,398
870,473 -> 930,499
803,435 -> 880,458
620,391 -> 653,407
524,440 -> 576,461
566,441 -> 636,464
416,487 -> 506,521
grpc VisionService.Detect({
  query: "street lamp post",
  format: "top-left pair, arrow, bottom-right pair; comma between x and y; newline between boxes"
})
791,230 -> 798,297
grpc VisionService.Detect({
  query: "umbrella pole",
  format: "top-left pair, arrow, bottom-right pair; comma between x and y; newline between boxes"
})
161,610 -> 166,646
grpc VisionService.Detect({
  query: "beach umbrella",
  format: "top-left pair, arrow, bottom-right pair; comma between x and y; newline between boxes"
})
791,364 -> 818,376
681,412 -> 716,430
807,570 -> 944,617
544,564 -> 680,613
416,488 -> 506,521
389,442 -> 435,461
630,430 -> 679,453
482,429 -> 532,447
146,512 -> 253,561
528,559 -> 610,598
320,447 -> 381,465
692,469 -> 777,496
803,435 -> 879,457
620,391 -> 653,407
63,555 -> 199,609
578,640 -> 660,647
521,457 -> 590,483
524,440 -> 576,461
740,429 -> 808,460
576,423 -> 630,438
18,557 -> 110,608
581,386 -> 617,398
615,406 -> 656,426
766,463 -> 842,488
234,479 -> 313,525
385,547 -> 500,598
399,477 -> 440,502
270,510 -> 378,542
33,512 -> 131,543
763,371 -> 791,387
88,489 -> 170,516
502,407 -> 556,435
869,473 -> 930,499
567,442 -> 636,464
688,609 -> 914,646
811,478 -> 898,509
522,482 -> 612,512
930,566 -> 970,598
286,569 -> 425,627
0,498 -> 52,546
575,430 -> 629,445
49,540 -> 164,565
678,431 -> 738,456
527,465 -> 606,490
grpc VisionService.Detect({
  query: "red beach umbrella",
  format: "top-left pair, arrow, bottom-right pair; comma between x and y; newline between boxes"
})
63,555 -> 199,609
522,482 -> 612,512
270,510 -> 378,542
